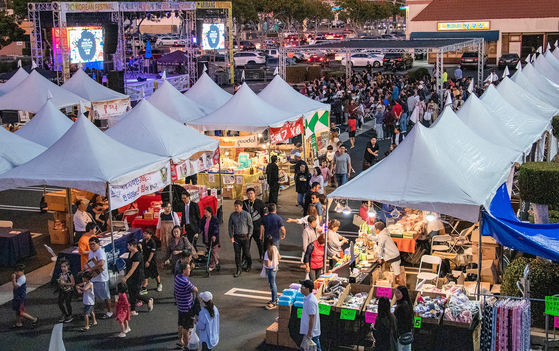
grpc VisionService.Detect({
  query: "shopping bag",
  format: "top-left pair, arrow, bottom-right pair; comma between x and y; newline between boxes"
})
301,335 -> 318,351
188,325 -> 200,349
260,266 -> 267,278
304,272 -> 310,280
353,214 -> 365,227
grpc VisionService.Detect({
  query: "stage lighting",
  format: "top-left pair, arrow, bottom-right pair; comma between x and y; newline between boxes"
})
166,12 -> 171,18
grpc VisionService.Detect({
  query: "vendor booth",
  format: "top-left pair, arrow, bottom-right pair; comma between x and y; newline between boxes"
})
62,69 -> 131,120
510,66 -> 559,108
183,71 -> 232,112
14,99 -> 73,147
495,77 -> 558,118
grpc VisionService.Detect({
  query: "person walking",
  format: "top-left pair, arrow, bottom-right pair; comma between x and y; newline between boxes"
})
260,203 -> 286,249
140,229 -> 162,294
262,235 -> 281,310
347,115 -> 357,149
11,264 -> 38,329
299,279 -> 321,351
228,200 -> 253,277
384,105 -> 395,141
85,236 -> 113,319
393,286 -> 414,351
266,155 -> 280,205
181,192 -> 201,250
56,259 -> 75,323
372,296 -> 398,351
374,105 -> 385,140
309,167 -> 324,195
197,291 -> 220,351
199,207 -> 220,271
243,188 -> 266,261
363,137 -> 379,171
156,201 -> 180,252
326,219 -> 348,269
303,182 -> 321,216
76,271 -> 95,332
164,225 -> 196,274
303,234 -> 326,281
295,164 -> 311,208
123,239 -> 153,315
175,262 -> 198,349
333,145 -> 352,187
114,282 -> 131,337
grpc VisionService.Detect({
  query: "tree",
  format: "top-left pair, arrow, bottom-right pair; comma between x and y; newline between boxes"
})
0,11 -> 25,49
334,0 -> 399,29
231,0 -> 260,41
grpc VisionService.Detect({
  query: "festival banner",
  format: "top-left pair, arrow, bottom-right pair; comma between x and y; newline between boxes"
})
91,98 -> 131,119
269,117 -> 304,144
171,148 -> 220,181
304,110 -> 330,137
109,164 -> 171,208
211,134 -> 258,148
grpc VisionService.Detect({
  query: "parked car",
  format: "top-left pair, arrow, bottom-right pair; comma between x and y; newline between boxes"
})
155,36 -> 186,47
498,53 -> 520,69
460,51 -> 487,69
307,54 -> 329,66
383,53 -> 413,70
262,49 -> 279,58
233,51 -> 266,66
239,40 -> 256,51
341,53 -> 383,67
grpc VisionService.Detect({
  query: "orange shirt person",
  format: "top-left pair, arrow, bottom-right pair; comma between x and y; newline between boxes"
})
79,222 -> 97,270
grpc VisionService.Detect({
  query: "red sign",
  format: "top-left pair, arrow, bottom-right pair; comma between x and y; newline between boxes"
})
269,117 -> 304,144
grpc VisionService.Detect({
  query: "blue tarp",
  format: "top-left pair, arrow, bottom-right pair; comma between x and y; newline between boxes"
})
481,184 -> 559,261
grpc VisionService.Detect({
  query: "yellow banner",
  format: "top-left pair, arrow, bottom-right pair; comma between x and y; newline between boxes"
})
437,22 -> 490,31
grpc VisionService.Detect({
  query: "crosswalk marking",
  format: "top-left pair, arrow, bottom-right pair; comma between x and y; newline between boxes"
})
224,288 -> 282,301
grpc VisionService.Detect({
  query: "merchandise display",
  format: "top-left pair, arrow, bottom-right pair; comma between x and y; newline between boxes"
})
444,288 -> 479,325
414,294 -> 446,320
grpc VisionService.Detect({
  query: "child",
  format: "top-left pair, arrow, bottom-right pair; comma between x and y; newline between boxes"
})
140,229 -> 162,294
57,259 -> 75,323
115,282 -> 131,338
320,160 -> 331,188
76,271 -> 97,332
11,264 -> 38,329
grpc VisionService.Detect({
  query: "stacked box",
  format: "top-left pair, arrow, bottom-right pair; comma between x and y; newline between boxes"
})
48,220 -> 70,245
266,322 -> 278,346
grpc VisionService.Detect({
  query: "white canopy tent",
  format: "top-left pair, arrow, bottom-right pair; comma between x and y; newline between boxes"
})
0,70 -> 90,113
544,51 -> 559,72
105,99 -> 219,163
0,67 -> 29,96
480,85 -> 551,152
0,114 -> 168,195
519,63 -> 559,100
148,80 -> 207,124
456,95 -> 522,152
187,82 -> 301,133
62,69 -> 130,119
554,48 -> 559,61
14,99 -> 73,147
0,127 -> 46,174
533,54 -> 559,85
327,107 -> 519,222
510,68 -> 559,108
495,77 -> 559,119
183,72 -> 232,112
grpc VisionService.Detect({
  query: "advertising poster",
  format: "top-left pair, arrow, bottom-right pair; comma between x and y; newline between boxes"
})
68,27 -> 104,64
269,117 -> 304,144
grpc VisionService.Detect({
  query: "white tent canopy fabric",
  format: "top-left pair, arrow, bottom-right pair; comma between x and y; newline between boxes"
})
456,95 -> 522,152
62,69 -> 129,103
258,75 -> 330,114
327,108 -> 518,222
0,67 -> 29,96
511,68 -> 559,108
480,85 -> 551,151
519,63 -> 559,100
0,127 -> 46,174
14,99 -> 73,147
0,114 -> 168,195
187,82 -> 301,133
183,72 -> 232,112
495,77 -> 558,118
0,70 -> 89,113
148,80 -> 206,124
105,99 -> 219,163
534,54 -> 559,85
553,48 -> 559,61
544,51 -> 559,73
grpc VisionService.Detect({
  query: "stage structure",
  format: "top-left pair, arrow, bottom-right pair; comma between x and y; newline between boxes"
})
28,2 -> 197,83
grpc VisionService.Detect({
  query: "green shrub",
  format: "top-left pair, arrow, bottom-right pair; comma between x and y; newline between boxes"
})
408,67 -> 430,83
501,257 -> 559,328
286,65 -> 307,83
518,162 -> 559,206
553,116 -> 559,139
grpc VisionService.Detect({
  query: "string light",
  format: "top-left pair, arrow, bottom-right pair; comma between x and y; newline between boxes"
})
343,205 -> 351,215
425,214 -> 436,222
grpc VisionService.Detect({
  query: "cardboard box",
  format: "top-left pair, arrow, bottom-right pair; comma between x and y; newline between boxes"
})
222,187 -> 236,199
49,227 -> 70,245
466,260 -> 498,284
277,317 -> 289,332
266,322 -> 278,346
463,281 -> 491,291
48,202 -> 67,212
472,245 -> 499,260
278,304 -> 292,320
144,212 -> 154,220
470,233 -> 497,245
277,332 -> 299,349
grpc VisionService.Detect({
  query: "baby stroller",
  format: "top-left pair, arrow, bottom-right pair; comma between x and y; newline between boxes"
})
192,245 -> 220,277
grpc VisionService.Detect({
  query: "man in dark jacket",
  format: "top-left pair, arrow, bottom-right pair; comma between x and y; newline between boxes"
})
266,155 -> 280,205
243,188 -> 266,261
181,192 -> 201,250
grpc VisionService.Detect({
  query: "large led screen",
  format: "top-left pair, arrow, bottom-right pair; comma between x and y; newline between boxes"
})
68,27 -> 104,63
201,23 -> 225,50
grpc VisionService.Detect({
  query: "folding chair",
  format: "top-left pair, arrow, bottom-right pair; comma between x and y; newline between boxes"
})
415,255 -> 442,289
446,219 -> 461,236
431,234 -> 452,254
0,220 -> 13,228
449,224 -> 475,253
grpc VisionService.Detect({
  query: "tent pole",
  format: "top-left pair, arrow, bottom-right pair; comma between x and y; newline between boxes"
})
169,162 -> 173,210
267,128 -> 271,164
323,199 -> 331,272
218,148 -> 223,211
476,209 -> 483,299
66,188 -> 74,243
106,183 -> 116,267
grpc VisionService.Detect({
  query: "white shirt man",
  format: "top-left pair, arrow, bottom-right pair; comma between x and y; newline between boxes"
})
74,200 -> 92,232
87,237 -> 113,318
299,280 -> 321,350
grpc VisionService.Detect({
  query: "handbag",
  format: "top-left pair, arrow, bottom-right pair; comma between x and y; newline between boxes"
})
399,331 -> 414,345
424,111 -> 432,121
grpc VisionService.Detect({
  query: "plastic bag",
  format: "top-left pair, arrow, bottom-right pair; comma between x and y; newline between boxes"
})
188,325 -> 200,350
301,335 -> 317,351
260,266 -> 267,278
304,272 -> 310,281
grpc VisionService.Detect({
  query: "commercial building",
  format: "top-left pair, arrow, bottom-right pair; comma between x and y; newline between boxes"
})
406,0 -> 559,63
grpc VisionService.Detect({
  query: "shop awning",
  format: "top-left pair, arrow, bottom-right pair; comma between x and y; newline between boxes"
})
187,82 -> 302,133
183,72 -> 232,112
495,77 -> 559,119
410,30 -> 500,42
511,68 -> 559,109
0,70 -> 90,113
147,79 -> 207,123
0,114 -> 168,195
327,107 -> 518,222
105,99 -> 219,164
482,184 -> 559,262
14,99 -> 73,147
0,127 -> 46,175
0,67 -> 28,96
62,69 -> 129,103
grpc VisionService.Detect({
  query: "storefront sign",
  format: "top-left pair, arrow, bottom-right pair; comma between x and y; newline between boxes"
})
340,308 -> 357,321
110,165 -> 171,208
437,21 -> 490,31
364,311 -> 377,324
171,148 -> 219,181
414,316 -> 422,328
545,296 -> 559,317
297,308 -> 303,319
212,134 -> 258,148
318,303 -> 331,315
376,287 -> 392,299
91,98 -> 131,119
269,117 -> 304,144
